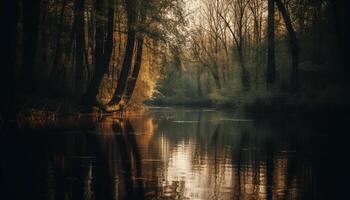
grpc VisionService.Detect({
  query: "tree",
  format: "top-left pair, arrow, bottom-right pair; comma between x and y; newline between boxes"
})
123,34 -> 145,107
190,30 -> 222,90
122,0 -> 148,107
73,0 -> 86,95
218,0 -> 251,90
0,0 -> 18,121
266,0 -> 276,86
106,0 -> 137,110
275,0 -> 299,92
248,0 -> 264,89
21,0 -> 41,92
49,0 -> 67,85
83,0 -> 116,107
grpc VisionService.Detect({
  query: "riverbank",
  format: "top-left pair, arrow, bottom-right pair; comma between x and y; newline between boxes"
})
147,88 -> 350,119
3,87 -> 349,127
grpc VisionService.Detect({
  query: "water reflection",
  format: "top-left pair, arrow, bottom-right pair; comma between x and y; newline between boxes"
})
2,108 -> 321,199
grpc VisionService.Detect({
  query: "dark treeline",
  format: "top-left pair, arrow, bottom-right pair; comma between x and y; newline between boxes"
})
0,0 -> 185,121
1,0 -> 350,122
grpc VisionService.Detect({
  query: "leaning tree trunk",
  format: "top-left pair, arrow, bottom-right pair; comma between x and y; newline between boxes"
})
123,35 -> 144,108
275,0 -> 299,92
267,0 -> 276,87
83,0 -> 115,107
122,0 -> 149,107
106,0 -> 136,108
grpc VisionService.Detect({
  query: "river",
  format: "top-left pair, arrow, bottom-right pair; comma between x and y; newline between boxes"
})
1,107 -> 348,199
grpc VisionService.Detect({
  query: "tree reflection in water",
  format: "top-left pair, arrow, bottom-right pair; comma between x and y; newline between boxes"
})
2,108 -> 320,200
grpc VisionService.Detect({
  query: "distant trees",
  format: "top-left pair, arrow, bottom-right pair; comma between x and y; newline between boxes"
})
248,0 -> 264,89
221,0 -> 251,90
155,0 -> 347,104
188,0 -> 301,92
190,28 -> 222,90
189,0 -> 254,92
190,0 -> 252,91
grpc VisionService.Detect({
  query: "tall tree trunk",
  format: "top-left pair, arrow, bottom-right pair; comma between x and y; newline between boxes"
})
0,0 -> 18,121
49,0 -> 67,84
21,0 -> 41,92
275,0 -> 299,92
311,1 -> 322,64
107,0 -> 136,107
103,1 -> 115,72
331,0 -> 350,84
83,0 -> 116,107
267,0 -> 276,87
250,2 -> 262,90
74,0 -> 85,96
47,0 -> 67,89
39,0 -> 50,78
87,8 -> 95,67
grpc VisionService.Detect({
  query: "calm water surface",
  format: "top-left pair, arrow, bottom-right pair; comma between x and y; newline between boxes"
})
1,107 -> 347,199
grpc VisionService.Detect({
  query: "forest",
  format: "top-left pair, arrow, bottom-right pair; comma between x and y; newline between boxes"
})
1,0 -> 350,120
1,1 -> 350,200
